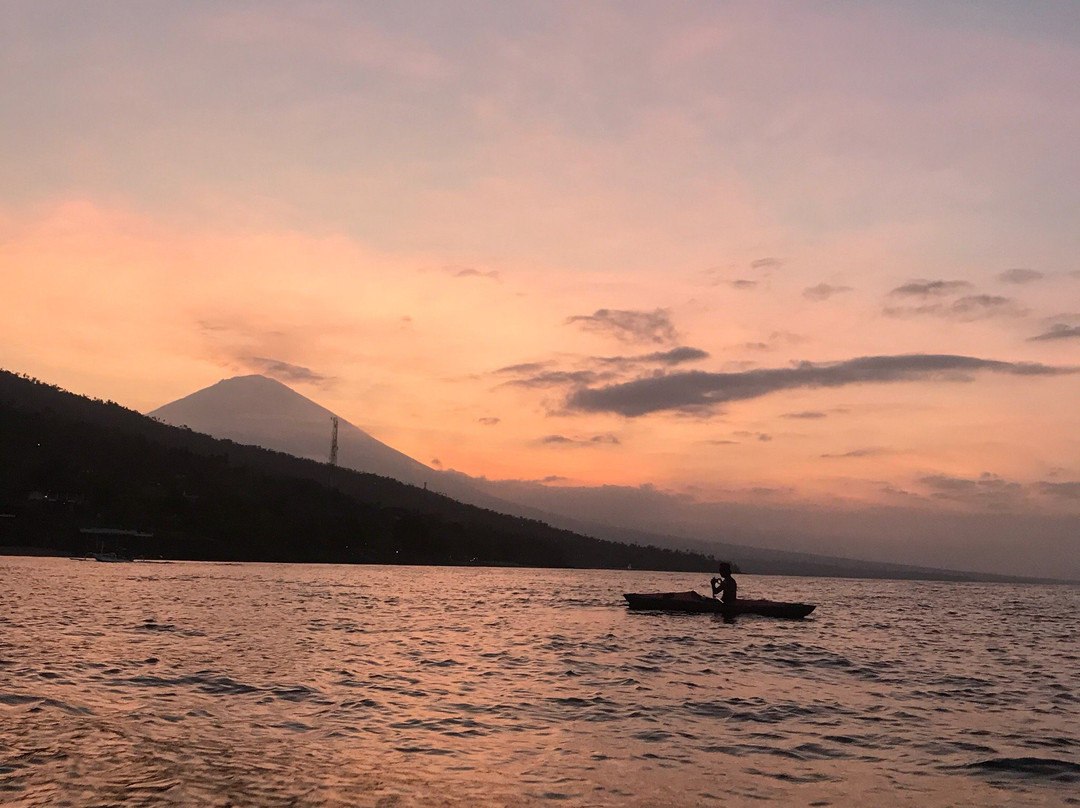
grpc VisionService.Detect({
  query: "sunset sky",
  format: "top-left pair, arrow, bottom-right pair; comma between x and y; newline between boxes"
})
3,2 -> 1079,573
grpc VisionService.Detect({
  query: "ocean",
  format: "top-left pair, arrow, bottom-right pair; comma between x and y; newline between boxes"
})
1,557 -> 1077,807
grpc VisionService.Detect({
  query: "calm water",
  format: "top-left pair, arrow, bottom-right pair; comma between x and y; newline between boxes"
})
1,558 -> 1078,807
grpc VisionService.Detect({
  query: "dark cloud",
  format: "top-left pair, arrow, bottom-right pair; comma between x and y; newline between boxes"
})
922,473 -> 1018,494
730,280 -> 758,290
803,283 -> 852,301
821,447 -> 890,458
539,433 -> 620,447
705,439 -> 739,445
566,308 -> 678,345
494,361 -> 549,375
880,484 -> 921,500
997,268 -> 1044,284
565,354 -> 1076,416
493,347 -> 707,393
919,473 -> 1026,508
596,346 -> 710,367
478,417 -> 500,426
782,410 -> 828,419
751,257 -> 782,271
888,279 -> 974,298
1029,324 -> 1080,342
1036,481 -> 1080,500
502,369 -> 608,389
238,356 -> 335,386
642,346 -> 709,365
884,295 -> 1025,321
430,458 -> 443,468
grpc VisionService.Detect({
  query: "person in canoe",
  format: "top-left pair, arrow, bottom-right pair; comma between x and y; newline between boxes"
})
710,562 -> 737,604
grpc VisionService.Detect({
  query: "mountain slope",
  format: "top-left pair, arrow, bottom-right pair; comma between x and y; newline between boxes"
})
150,375 -> 431,483
0,369 -> 716,570
149,375 -> 517,510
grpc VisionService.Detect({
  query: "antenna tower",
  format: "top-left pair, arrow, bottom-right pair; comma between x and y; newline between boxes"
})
328,416 -> 339,466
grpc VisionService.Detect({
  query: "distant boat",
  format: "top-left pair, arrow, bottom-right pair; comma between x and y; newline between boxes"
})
624,590 -> 815,619
90,552 -> 133,563
79,527 -> 148,562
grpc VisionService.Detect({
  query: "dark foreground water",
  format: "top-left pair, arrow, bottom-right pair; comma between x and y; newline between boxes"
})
1,558 -> 1078,807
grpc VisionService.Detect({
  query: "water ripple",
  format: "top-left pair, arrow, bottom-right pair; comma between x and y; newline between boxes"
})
0,558 -> 1076,807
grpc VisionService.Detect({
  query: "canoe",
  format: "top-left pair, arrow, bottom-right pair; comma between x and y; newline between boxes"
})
623,590 -> 815,619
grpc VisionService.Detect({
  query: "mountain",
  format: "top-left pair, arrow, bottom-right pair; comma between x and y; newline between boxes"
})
149,375 -> 513,510
150,375 -> 432,483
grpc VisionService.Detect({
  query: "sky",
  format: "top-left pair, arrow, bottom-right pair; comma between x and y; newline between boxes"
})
2,1 -> 1079,576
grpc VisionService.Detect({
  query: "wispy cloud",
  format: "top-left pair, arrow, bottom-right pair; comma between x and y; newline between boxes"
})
733,430 -> 772,442
951,295 -> 1025,318
1029,323 -> 1080,342
1036,481 -> 1080,500
566,308 -> 678,345
888,279 -> 974,298
500,369 -> 610,389
803,283 -> 852,301
538,433 -> 621,447
730,279 -> 758,290
495,361 -> 549,375
997,268 -> 1044,284
919,472 -> 1026,509
821,447 -> 890,458
446,265 -> 500,281
565,354 -> 1076,416
595,346 -> 710,367
478,416 -> 500,426
493,346 -> 708,392
884,294 -> 1026,321
737,331 -> 806,353
237,356 -> 336,386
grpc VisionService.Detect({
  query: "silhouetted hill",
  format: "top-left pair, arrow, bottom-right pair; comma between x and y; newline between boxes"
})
0,370 -> 716,570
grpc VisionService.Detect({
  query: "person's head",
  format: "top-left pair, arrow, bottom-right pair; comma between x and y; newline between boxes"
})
718,562 -> 732,577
